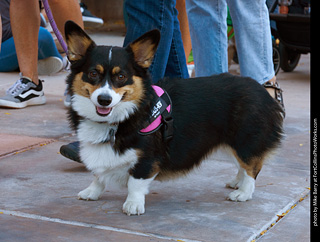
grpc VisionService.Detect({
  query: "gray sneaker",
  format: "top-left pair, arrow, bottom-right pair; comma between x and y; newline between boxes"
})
0,76 -> 46,109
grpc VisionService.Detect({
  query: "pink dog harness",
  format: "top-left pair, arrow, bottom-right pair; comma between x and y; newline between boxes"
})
139,85 -> 173,141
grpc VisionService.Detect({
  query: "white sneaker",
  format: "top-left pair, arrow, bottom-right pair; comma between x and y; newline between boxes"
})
38,56 -> 63,75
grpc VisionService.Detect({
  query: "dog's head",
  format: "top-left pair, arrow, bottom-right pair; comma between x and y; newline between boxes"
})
65,21 -> 160,124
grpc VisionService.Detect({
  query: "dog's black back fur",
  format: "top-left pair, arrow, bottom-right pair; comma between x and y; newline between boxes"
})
157,74 -> 283,178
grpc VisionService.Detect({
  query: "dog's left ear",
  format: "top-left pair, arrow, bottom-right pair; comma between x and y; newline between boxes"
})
128,29 -> 160,68
65,20 -> 96,62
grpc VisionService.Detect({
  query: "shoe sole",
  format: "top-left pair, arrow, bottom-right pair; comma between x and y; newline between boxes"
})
38,57 -> 63,75
60,144 -> 82,163
0,95 -> 46,109
83,16 -> 104,28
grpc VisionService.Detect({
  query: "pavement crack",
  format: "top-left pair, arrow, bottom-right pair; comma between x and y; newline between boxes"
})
0,139 -> 56,159
249,190 -> 310,242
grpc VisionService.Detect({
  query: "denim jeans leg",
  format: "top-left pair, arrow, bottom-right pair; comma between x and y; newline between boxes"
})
0,37 -> 19,72
227,0 -> 274,84
123,0 -> 187,83
164,6 -> 189,79
186,0 -> 228,77
37,27 -> 62,60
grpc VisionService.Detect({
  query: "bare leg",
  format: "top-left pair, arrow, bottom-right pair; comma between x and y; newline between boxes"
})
10,0 -> 83,85
48,0 -> 84,39
176,0 -> 192,62
10,0 -> 40,84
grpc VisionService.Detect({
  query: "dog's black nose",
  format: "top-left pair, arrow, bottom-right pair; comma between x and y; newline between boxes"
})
97,94 -> 112,106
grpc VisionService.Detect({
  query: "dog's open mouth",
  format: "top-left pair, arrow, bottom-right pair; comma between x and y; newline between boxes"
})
96,106 -> 112,116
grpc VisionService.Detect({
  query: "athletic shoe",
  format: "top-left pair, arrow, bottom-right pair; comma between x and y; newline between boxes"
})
0,76 -> 46,109
38,56 -> 63,75
64,84 -> 71,108
80,3 -> 104,28
62,56 -> 71,71
40,13 -> 47,27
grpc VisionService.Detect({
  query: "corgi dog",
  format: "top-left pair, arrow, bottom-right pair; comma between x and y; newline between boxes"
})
65,21 -> 284,216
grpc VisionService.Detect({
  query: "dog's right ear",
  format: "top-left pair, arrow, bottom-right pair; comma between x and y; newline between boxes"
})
65,20 -> 95,62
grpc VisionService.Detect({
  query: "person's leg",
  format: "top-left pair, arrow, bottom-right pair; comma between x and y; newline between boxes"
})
227,0 -> 274,84
48,0 -> 84,38
38,27 -> 63,60
10,0 -> 40,84
228,0 -> 284,112
176,0 -> 192,63
37,27 -> 63,75
164,6 -> 189,79
0,28 -> 63,74
185,0 -> 228,77
0,37 -> 19,72
124,0 -> 187,83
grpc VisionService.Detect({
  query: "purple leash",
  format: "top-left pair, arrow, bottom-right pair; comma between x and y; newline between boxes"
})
42,0 -> 68,54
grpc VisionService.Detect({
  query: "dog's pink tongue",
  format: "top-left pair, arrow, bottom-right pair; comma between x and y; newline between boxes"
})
96,107 -> 112,115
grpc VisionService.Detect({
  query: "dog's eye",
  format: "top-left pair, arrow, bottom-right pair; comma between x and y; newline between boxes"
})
117,74 -> 126,82
88,70 -> 98,79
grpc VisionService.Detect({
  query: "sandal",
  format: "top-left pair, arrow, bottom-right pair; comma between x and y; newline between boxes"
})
263,81 -> 286,116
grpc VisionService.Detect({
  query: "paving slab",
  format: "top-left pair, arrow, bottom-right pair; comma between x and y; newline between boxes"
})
0,213 -> 170,242
0,95 -> 71,138
0,134 -> 52,158
259,195 -> 310,242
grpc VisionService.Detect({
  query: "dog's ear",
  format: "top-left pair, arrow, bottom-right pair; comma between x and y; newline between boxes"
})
128,29 -> 160,68
64,20 -> 95,62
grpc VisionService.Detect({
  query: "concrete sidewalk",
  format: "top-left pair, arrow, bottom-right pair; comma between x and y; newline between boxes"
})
0,29 -> 310,242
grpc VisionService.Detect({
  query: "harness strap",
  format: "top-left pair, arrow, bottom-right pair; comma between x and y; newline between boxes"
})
138,85 -> 173,142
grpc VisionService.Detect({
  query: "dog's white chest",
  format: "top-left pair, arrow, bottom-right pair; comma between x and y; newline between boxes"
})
80,143 -> 137,174
77,119 -> 138,174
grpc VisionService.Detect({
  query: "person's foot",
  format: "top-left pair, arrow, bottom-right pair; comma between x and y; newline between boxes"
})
60,141 -> 81,163
38,56 -> 63,75
263,78 -> 285,117
0,76 -> 46,109
80,3 -> 104,28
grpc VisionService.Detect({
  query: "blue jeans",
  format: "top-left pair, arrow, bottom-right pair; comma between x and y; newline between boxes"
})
123,0 -> 189,83
185,0 -> 274,84
0,27 -> 62,72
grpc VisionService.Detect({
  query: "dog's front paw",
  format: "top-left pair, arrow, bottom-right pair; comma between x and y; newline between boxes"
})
78,187 -> 101,201
122,200 -> 145,216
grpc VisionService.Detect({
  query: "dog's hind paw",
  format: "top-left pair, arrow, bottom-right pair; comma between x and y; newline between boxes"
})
226,179 -> 240,189
78,187 -> 101,201
227,189 -> 253,202
122,200 -> 145,216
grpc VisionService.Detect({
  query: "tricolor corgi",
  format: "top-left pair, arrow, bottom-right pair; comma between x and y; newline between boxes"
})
65,21 -> 284,216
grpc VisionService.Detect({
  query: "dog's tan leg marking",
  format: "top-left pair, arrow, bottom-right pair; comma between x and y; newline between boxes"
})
227,150 -> 268,202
